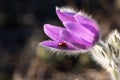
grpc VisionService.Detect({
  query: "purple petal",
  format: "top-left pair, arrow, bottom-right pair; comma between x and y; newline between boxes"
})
44,24 -> 63,41
40,40 -> 59,48
74,13 -> 99,31
40,40 -> 77,50
60,29 -> 92,49
63,22 -> 97,43
56,9 -> 76,22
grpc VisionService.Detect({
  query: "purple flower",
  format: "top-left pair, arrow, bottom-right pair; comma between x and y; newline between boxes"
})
40,7 -> 100,52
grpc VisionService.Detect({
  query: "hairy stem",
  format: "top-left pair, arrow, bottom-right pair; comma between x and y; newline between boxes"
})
110,69 -> 119,80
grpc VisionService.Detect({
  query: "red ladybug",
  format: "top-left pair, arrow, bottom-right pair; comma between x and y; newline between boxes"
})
58,42 -> 68,48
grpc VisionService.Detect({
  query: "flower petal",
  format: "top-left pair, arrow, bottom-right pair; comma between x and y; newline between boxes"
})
44,24 -> 63,41
60,29 -> 92,49
63,22 -> 97,43
40,40 -> 77,50
56,9 -> 76,22
74,13 -> 99,31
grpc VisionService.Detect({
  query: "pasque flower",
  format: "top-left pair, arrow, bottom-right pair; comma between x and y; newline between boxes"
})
40,7 -> 100,52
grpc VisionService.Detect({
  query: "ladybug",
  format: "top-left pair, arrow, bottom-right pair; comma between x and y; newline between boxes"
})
58,42 -> 68,48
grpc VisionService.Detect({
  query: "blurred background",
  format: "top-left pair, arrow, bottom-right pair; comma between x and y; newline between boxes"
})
0,0 -> 120,80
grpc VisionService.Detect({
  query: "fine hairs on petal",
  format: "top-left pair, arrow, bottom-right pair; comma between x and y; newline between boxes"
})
77,10 -> 99,25
56,6 -> 96,23
56,6 -> 94,22
56,6 -> 77,13
77,11 -> 92,18
39,43 -> 92,56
